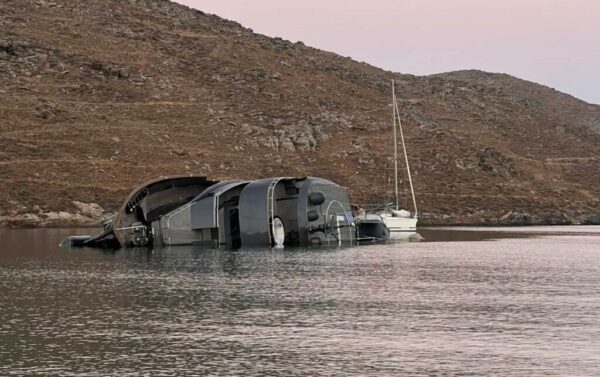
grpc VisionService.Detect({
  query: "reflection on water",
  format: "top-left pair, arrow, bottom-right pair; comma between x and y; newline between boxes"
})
1,227 -> 600,376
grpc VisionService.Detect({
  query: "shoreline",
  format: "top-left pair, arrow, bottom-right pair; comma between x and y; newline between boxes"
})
1,216 -> 598,229
1,201 -> 598,229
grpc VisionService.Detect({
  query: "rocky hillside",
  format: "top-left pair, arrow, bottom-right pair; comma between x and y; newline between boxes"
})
1,0 -> 600,227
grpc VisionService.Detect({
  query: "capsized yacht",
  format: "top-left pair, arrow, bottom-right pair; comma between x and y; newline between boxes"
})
63,175 -> 390,249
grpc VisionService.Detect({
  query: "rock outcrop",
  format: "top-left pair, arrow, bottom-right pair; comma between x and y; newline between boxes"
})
0,201 -> 108,227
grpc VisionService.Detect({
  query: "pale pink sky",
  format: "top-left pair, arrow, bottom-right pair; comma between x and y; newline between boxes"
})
176,0 -> 600,104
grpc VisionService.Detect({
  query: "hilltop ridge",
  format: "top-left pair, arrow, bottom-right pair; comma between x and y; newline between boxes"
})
1,0 -> 599,227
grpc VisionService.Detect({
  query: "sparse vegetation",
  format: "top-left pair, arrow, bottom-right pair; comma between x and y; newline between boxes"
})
1,0 -> 599,226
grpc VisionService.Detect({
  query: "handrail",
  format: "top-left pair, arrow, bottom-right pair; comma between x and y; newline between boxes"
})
266,178 -> 282,244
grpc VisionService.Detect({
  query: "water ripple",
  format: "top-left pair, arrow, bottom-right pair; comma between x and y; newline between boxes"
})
1,228 -> 599,376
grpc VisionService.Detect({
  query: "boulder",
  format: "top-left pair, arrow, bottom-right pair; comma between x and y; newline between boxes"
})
40,211 -> 96,226
293,135 -> 312,151
280,138 -> 295,152
582,214 -> 600,225
499,211 -> 532,225
4,213 -> 42,227
241,123 -> 253,135
72,201 -> 105,219
468,147 -> 516,178
536,212 -> 573,225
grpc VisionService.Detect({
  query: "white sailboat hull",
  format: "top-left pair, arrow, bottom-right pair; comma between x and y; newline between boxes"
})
381,216 -> 418,238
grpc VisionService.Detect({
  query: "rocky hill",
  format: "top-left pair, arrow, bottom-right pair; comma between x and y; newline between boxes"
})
1,0 -> 600,227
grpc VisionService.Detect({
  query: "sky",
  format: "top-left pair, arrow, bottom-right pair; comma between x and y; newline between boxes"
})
175,0 -> 600,104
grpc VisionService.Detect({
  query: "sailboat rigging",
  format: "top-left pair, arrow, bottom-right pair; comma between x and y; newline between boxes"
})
381,79 -> 419,238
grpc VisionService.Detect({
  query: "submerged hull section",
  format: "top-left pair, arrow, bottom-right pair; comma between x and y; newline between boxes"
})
158,180 -> 248,248
112,176 -> 219,247
297,177 -> 357,247
238,178 -> 278,247
238,177 -> 357,247
61,176 -> 218,249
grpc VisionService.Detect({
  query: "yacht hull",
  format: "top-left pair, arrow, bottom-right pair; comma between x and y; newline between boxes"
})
382,216 -> 418,239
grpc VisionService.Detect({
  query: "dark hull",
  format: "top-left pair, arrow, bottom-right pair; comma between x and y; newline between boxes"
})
64,176 -> 389,249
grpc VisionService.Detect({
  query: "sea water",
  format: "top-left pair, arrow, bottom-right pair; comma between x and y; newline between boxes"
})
0,226 -> 599,376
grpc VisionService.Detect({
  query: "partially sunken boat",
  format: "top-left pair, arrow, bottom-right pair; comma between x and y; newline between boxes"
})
64,175 -> 389,249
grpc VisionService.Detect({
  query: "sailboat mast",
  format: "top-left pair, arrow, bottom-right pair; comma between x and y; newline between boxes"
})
391,80 -> 399,211
394,92 -> 419,217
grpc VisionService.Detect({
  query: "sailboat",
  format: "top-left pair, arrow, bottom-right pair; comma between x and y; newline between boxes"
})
380,79 -> 419,238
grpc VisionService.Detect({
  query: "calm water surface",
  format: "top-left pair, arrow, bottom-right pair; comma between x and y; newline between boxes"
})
1,226 -> 599,376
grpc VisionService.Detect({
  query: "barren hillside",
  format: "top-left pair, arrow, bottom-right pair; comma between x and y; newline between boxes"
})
1,0 -> 599,226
